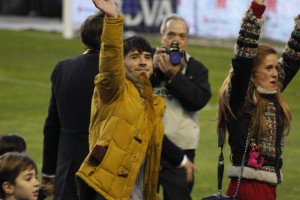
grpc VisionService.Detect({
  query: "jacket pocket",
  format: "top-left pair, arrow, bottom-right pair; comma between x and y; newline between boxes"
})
88,145 -> 108,167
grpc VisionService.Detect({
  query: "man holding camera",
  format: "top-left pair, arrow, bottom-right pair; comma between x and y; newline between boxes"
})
150,14 -> 212,200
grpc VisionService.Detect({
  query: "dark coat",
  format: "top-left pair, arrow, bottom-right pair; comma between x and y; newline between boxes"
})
42,51 -> 99,200
150,55 -> 211,112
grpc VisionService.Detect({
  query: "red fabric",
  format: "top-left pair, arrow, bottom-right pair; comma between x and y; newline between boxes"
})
226,178 -> 276,200
251,1 -> 266,19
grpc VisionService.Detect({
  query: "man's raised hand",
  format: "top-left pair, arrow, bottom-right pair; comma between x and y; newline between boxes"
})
92,0 -> 117,18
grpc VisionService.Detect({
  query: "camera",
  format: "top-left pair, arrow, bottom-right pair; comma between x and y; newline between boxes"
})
165,41 -> 183,65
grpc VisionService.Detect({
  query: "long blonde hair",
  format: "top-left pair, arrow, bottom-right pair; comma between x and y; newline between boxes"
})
217,45 -> 291,138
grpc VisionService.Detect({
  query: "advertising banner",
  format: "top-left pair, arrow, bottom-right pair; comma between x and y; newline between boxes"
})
72,0 -> 98,27
70,0 -> 300,42
177,0 -> 300,42
71,0 -> 177,32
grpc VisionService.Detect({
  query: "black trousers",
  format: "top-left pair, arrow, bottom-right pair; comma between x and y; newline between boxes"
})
76,175 -> 107,200
158,149 -> 195,200
95,194 -> 106,200
84,185 -> 106,200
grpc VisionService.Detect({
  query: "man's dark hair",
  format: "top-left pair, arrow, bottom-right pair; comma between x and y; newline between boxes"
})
80,12 -> 105,51
124,36 -> 153,56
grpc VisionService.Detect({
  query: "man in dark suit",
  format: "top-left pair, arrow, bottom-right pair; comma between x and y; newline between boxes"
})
40,12 -> 105,200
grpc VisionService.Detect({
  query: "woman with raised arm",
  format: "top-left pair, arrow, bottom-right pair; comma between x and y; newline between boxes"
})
217,0 -> 300,199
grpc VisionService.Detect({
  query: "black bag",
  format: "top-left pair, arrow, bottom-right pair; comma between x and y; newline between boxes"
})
202,194 -> 237,200
201,118 -> 240,200
201,148 -> 237,200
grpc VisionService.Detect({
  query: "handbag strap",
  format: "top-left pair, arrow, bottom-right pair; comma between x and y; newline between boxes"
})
217,116 -> 251,198
232,134 -> 250,198
217,116 -> 226,194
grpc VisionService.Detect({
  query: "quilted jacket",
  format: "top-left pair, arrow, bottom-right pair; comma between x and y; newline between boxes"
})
76,15 -> 166,200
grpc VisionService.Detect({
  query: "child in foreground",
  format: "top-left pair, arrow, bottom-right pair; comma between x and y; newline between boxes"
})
0,152 -> 40,200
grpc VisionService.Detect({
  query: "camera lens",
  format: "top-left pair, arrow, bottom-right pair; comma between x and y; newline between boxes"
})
170,51 -> 182,65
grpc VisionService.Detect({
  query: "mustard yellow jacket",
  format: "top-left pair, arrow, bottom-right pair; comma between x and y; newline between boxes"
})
76,15 -> 166,200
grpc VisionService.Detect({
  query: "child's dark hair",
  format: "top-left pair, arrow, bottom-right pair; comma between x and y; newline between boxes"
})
124,36 -> 153,56
0,134 -> 26,156
0,152 -> 37,198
